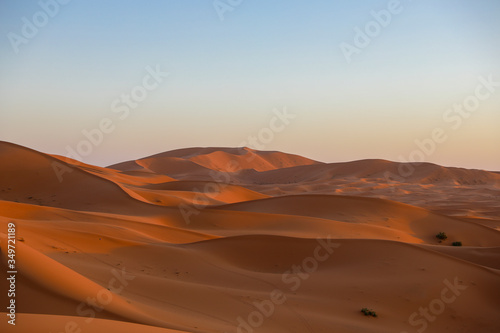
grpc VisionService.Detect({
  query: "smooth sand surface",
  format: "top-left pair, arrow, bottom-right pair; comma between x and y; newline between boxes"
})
1,141 -> 499,332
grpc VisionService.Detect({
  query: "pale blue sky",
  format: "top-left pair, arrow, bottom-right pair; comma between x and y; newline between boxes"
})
1,0 -> 499,169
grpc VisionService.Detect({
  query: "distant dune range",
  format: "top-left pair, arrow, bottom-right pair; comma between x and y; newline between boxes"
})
0,141 -> 499,333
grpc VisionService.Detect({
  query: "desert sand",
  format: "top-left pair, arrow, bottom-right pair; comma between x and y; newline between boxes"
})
1,141 -> 500,333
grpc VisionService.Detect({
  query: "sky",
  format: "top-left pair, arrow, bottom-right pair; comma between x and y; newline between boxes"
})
0,0 -> 499,170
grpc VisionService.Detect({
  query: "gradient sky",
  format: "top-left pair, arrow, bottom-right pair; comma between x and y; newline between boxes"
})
1,0 -> 499,170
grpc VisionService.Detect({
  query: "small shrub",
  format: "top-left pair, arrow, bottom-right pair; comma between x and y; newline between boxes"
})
452,241 -> 462,246
436,232 -> 448,241
361,308 -> 377,317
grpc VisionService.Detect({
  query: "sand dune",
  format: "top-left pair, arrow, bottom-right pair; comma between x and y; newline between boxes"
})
0,142 -> 168,214
0,314 -> 189,333
1,142 -> 499,332
229,159 -> 500,185
109,147 -> 321,178
214,195 -> 500,246
108,146 -> 500,220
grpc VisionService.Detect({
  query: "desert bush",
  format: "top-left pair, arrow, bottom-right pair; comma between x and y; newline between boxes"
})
361,308 -> 377,317
436,232 -> 448,241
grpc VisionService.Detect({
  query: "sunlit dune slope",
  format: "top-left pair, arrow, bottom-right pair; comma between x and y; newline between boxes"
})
109,146 -> 321,175
0,142 -> 160,214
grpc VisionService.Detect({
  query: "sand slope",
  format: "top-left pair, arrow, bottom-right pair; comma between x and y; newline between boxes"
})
110,147 -> 321,173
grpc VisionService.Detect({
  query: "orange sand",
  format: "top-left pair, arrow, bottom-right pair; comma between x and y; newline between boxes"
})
1,141 -> 499,332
